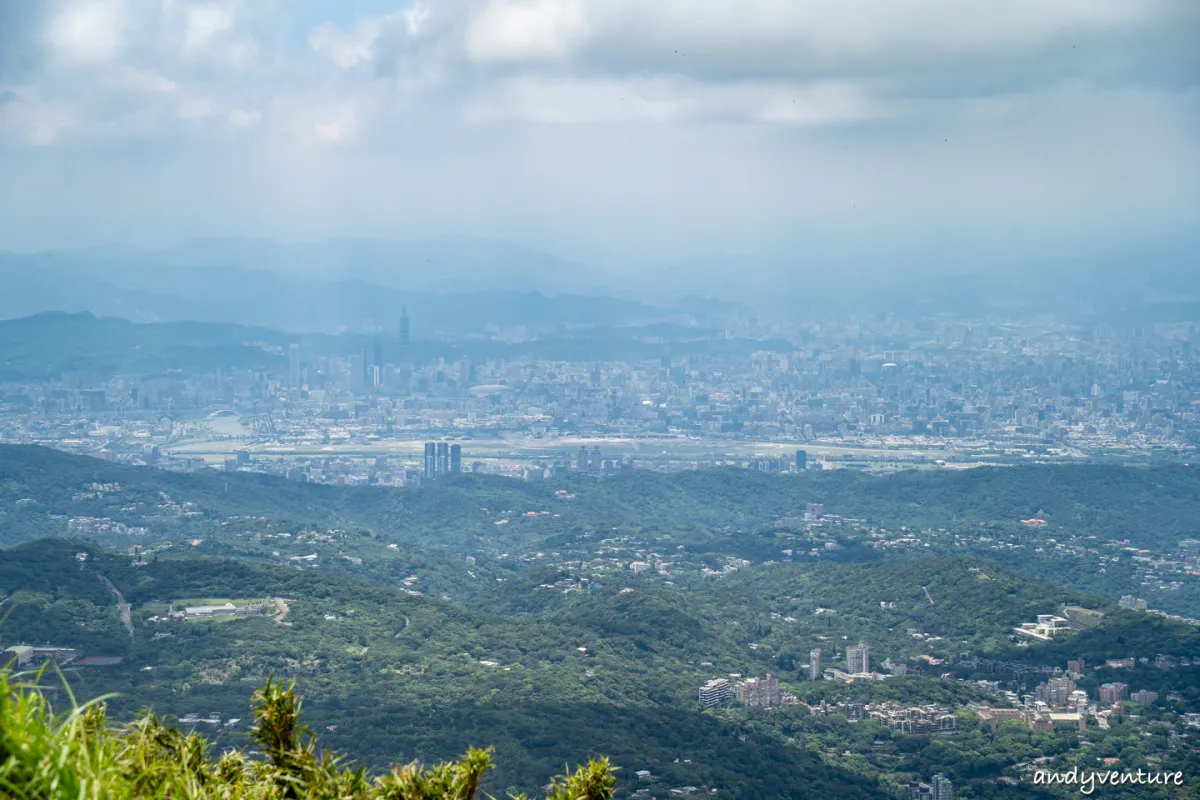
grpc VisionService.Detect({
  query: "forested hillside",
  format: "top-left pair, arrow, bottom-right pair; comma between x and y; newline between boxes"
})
4,446 -> 1200,796
5,444 -> 1199,550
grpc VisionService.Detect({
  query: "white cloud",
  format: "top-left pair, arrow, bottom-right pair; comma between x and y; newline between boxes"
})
0,92 -> 77,145
227,108 -> 262,128
309,18 -> 382,69
754,83 -> 885,126
184,3 -> 235,52
118,66 -> 178,94
404,4 -> 431,36
465,0 -> 587,62
464,76 -> 893,127
178,96 -> 215,120
0,0 -> 1194,258
313,107 -> 358,143
464,76 -> 687,123
48,1 -> 125,64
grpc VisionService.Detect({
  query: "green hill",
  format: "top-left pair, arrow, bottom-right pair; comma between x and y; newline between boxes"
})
0,539 -> 884,799
4,445 -> 1199,554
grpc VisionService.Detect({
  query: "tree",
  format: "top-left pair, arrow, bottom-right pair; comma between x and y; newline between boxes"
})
0,667 -> 617,800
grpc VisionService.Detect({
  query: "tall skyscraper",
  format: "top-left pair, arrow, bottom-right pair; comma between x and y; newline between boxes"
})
288,343 -> 301,390
590,446 -> 602,472
795,449 -> 807,471
436,442 -> 449,476
576,446 -> 588,471
809,648 -> 822,681
450,444 -> 462,474
931,774 -> 953,800
399,308 -> 410,344
349,354 -> 364,394
846,643 -> 869,675
423,442 -> 436,480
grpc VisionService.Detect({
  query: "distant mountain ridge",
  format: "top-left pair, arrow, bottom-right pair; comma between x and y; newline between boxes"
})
0,243 -> 713,332
7,232 -> 1197,327
0,312 -> 781,380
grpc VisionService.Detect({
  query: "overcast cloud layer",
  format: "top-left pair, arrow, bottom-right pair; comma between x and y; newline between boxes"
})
0,0 -> 1196,268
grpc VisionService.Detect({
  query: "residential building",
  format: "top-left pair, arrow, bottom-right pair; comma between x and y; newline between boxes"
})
1035,677 -> 1076,708
847,643 -> 869,675
699,678 -> 733,708
907,781 -> 933,800
1099,683 -> 1129,703
436,442 -> 449,476
423,442 -> 436,480
735,674 -> 781,708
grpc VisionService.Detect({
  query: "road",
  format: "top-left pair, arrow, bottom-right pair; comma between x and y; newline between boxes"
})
273,597 -> 290,624
97,573 -> 134,640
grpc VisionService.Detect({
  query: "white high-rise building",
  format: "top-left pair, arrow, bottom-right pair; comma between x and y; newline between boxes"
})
808,648 -> 822,681
846,643 -> 869,675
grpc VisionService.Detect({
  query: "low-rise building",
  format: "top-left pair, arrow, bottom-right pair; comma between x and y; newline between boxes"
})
1014,615 -> 1070,641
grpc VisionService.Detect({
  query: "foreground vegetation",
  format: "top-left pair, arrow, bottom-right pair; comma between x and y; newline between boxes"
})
0,669 -> 616,800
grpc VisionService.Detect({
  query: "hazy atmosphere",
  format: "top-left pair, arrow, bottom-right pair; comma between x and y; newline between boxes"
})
0,0 -> 1197,287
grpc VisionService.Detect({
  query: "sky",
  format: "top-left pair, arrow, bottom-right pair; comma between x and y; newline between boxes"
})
0,0 -> 1197,269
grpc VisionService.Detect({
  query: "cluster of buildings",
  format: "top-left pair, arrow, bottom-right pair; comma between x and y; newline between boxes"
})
969,656 -> 1175,734
422,441 -> 462,480
811,642 -> 910,683
974,704 -> 1088,734
907,774 -> 954,800
4,317 -> 1198,478
809,700 -> 959,734
698,673 -> 797,709
146,601 -> 268,623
